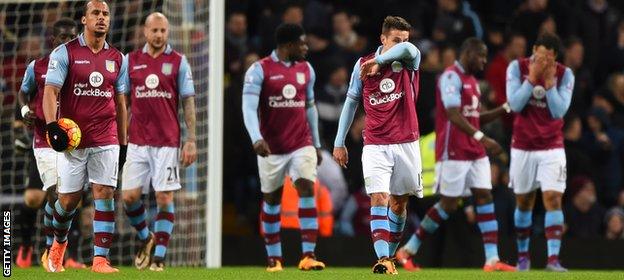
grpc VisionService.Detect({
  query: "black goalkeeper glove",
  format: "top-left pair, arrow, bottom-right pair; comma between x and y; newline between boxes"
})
46,121 -> 69,152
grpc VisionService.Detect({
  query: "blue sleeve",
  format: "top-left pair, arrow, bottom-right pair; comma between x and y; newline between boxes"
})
306,106 -> 321,148
346,60 -> 362,100
242,62 -> 264,96
242,94 -> 263,143
177,55 -> 195,97
45,45 -> 69,88
115,54 -> 129,94
546,68 -> 575,119
20,61 -> 36,94
506,60 -> 534,112
333,97 -> 359,147
306,62 -> 315,102
439,70 -> 462,108
374,42 -> 421,70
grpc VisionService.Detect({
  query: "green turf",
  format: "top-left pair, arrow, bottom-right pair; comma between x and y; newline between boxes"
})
9,267 -> 624,279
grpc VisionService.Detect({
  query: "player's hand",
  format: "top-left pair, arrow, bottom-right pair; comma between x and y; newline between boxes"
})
528,55 -> 547,84
181,140 -> 197,167
359,58 -> 380,80
46,121 -> 69,152
253,139 -> 271,157
333,147 -> 348,168
23,111 -> 36,127
316,148 -> 323,166
480,136 -> 503,156
543,59 -> 557,89
119,144 -> 127,171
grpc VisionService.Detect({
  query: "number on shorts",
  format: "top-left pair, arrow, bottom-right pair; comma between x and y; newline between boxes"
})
167,166 -> 179,183
558,165 -> 567,182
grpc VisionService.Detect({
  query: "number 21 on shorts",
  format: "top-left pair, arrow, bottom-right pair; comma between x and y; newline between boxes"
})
167,166 -> 179,183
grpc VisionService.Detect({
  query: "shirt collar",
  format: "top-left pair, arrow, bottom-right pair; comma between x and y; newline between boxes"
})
142,44 -> 173,54
375,46 -> 383,57
454,60 -> 466,73
78,33 -> 109,49
270,50 -> 292,67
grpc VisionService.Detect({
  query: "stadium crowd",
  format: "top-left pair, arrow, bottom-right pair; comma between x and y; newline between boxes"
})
223,0 -> 624,241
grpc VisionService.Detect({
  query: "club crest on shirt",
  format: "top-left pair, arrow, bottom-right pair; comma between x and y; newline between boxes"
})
145,74 -> 159,89
105,60 -> 115,73
532,85 -> 546,99
296,72 -> 305,85
282,84 -> 297,99
391,61 -> 403,72
379,78 -> 395,93
162,63 -> 173,75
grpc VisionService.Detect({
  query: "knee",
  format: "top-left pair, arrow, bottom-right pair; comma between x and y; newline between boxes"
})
370,193 -> 390,207
473,190 -> 493,205
389,196 -> 408,215
439,197 -> 459,213
46,187 -> 58,205
263,189 -> 282,205
122,191 -> 140,205
543,192 -> 562,210
294,179 -> 314,197
23,190 -> 44,209
92,184 -> 114,199
156,191 -> 174,206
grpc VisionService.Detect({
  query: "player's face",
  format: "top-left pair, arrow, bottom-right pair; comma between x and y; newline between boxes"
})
82,1 -> 110,37
532,45 -> 556,64
52,27 -> 78,48
380,29 -> 409,50
468,44 -> 488,73
145,18 -> 169,51
288,36 -> 308,61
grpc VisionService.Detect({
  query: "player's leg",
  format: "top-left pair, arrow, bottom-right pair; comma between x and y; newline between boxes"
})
49,149 -> 87,273
257,153 -> 288,272
33,147 -> 60,269
388,195 -> 408,256
538,149 -> 567,272
289,146 -> 324,271
17,151 -> 47,268
87,145 -> 120,273
509,148 -> 538,271
121,144 -> 153,269
362,144 -> 395,274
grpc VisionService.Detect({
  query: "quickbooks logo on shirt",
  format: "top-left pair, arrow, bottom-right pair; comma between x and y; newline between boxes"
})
73,82 -> 112,97
369,91 -> 404,106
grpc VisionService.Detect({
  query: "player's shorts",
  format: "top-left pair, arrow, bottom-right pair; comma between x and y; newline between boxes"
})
509,148 -> 566,194
362,140 -> 423,197
122,143 -> 181,192
434,157 -> 492,197
257,145 -> 317,193
57,145 -> 119,194
33,147 -> 58,191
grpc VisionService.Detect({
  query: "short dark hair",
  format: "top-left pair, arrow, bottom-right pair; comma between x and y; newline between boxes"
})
382,16 -> 411,34
275,23 -> 304,46
53,18 -> 77,36
460,37 -> 485,55
534,33 -> 562,55
83,0 -> 107,14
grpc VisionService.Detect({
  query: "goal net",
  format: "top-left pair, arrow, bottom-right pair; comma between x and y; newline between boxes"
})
0,0 -> 213,267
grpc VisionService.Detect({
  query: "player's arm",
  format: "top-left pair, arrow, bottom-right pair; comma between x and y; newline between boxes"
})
43,45 -> 70,152
375,42 -> 421,70
506,60 -> 534,112
242,62 -> 270,157
115,54 -> 129,146
479,103 -> 510,124
545,68 -> 574,119
333,60 -> 362,167
178,55 -> 197,167
304,62 -> 323,165
441,71 -> 503,155
17,61 -> 36,126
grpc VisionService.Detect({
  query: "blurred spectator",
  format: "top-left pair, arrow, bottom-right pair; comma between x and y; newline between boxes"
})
564,36 -> 593,116
485,32 -> 526,131
604,73 -> 624,129
432,0 -> 479,47
601,21 -> 624,84
317,64 -> 348,146
332,10 -> 367,63
316,150 -> 348,214
343,111 -> 365,193
604,207 -> 624,240
225,12 -> 250,76
581,107 -> 624,206
563,114 -> 593,184
282,4 -> 304,25
306,27 -> 342,89
511,0 -> 550,47
257,4 -> 304,55
416,41 -> 442,134
574,0 -> 621,85
565,176 -> 606,238
440,43 -> 457,68
337,188 -> 370,237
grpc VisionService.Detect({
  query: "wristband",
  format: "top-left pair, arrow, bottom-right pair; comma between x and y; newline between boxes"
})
473,131 -> 484,141
21,105 -> 30,118
502,102 -> 511,113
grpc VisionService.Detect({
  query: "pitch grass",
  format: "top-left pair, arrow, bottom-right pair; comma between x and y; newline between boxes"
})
10,267 -> 624,279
